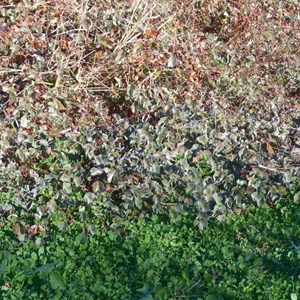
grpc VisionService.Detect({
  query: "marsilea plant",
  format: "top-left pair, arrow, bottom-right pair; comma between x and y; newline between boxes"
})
0,89 -> 299,228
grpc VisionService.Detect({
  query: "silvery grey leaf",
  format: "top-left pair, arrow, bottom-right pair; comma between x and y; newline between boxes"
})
107,170 -> 115,183
167,54 -> 176,68
294,192 -> 300,203
84,193 -> 95,204
63,182 -> 72,194
20,115 -> 29,128
61,174 -> 71,183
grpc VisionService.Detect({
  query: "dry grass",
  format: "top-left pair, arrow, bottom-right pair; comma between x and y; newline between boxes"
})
0,0 -> 299,151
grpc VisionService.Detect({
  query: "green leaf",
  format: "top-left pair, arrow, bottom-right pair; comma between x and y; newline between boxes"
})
291,293 -> 297,300
0,250 -> 9,264
30,263 -> 54,275
0,250 -> 9,273
206,295 -> 217,300
139,294 -> 154,300
254,257 -> 263,267
49,271 -> 65,290
75,232 -> 87,246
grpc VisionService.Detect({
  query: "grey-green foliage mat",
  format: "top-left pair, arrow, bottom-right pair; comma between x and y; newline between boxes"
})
0,95 -> 299,225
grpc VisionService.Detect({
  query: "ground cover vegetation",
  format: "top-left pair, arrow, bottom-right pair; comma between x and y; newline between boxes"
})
1,196 -> 300,299
0,0 -> 300,298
